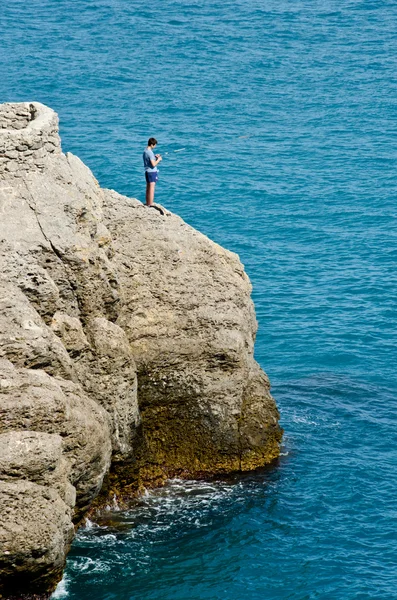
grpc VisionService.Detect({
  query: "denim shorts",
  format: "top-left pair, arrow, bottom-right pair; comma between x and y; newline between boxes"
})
145,171 -> 159,183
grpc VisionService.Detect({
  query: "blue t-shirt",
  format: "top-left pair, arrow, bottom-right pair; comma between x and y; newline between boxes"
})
143,148 -> 158,172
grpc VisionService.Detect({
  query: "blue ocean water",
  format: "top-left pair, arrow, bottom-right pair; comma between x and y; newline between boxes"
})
1,1 -> 397,598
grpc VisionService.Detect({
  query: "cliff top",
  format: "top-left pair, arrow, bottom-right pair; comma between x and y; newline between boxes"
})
0,102 -> 61,178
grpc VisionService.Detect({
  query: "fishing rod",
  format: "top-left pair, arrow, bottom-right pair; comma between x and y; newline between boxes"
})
163,148 -> 186,155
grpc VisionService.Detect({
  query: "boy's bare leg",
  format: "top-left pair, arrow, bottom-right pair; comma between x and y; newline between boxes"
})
146,182 -> 156,206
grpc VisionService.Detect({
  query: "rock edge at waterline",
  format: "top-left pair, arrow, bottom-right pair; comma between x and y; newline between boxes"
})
0,102 -> 282,598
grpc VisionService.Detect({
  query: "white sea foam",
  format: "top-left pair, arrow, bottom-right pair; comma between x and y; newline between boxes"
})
84,517 -> 95,529
289,412 -> 341,428
70,556 -> 112,574
51,575 -> 69,599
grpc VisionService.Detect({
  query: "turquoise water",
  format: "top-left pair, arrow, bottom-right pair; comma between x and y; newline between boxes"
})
2,1 -> 397,598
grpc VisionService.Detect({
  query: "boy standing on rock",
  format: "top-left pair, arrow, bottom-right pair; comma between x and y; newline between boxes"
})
143,138 -> 162,206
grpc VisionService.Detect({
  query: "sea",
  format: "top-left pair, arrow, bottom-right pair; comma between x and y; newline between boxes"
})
1,1 -> 396,598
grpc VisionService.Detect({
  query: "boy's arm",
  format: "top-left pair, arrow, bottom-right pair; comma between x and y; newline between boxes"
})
150,155 -> 162,167
147,149 -> 162,167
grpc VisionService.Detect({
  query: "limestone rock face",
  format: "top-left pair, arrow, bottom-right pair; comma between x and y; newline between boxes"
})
0,102 -> 281,597
103,190 -> 281,482
0,480 -> 74,595
0,103 -> 137,596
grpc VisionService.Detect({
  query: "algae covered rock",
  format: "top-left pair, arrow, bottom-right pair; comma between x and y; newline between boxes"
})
0,101 -> 281,597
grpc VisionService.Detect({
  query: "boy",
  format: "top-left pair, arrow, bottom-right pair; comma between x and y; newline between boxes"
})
143,138 -> 162,206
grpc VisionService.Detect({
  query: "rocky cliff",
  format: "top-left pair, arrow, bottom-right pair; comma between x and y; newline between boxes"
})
0,102 -> 282,598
